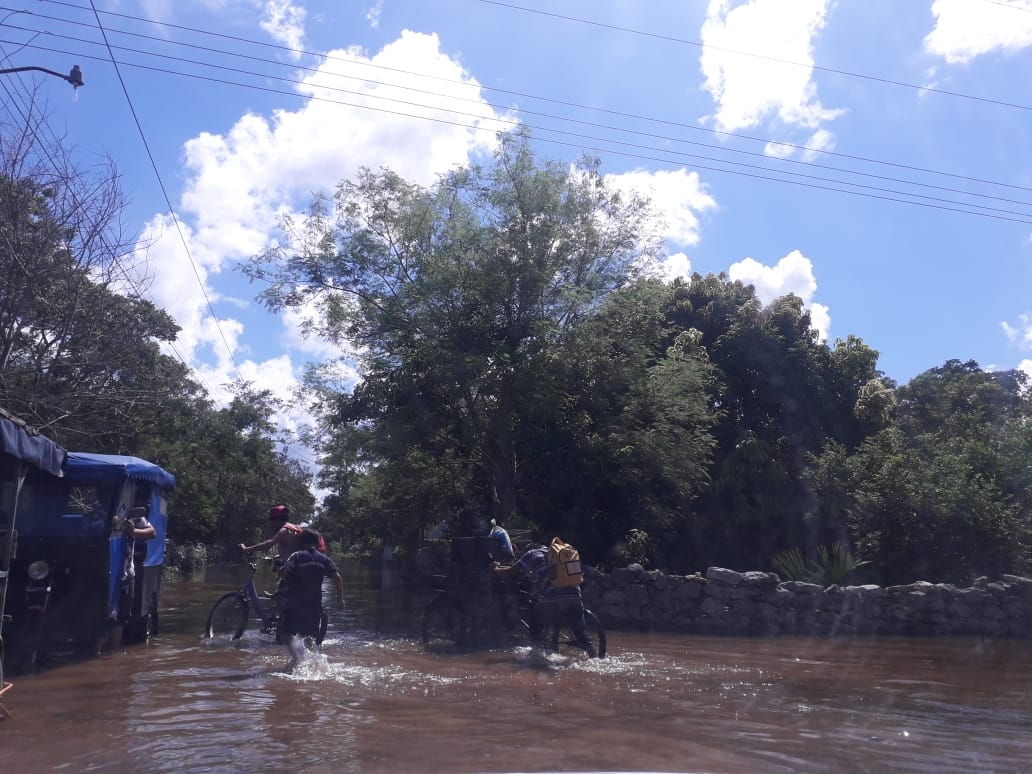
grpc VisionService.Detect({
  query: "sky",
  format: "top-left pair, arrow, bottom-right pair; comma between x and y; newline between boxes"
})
2,0 -> 1032,474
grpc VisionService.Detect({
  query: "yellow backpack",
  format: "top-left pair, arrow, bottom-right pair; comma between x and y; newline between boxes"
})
547,537 -> 583,588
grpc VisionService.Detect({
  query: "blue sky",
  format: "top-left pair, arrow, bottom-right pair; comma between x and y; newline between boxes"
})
3,0 -> 1032,460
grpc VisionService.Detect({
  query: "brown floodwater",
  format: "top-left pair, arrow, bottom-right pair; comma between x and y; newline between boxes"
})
1,562 -> 1031,773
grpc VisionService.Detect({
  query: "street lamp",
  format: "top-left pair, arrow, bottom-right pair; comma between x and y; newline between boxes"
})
0,64 -> 83,89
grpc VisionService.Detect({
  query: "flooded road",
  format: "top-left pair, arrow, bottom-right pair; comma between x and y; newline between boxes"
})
2,564 -> 1031,772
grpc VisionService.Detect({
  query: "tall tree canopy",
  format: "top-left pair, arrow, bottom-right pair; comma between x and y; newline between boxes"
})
654,274 -> 885,570
0,110 -> 185,449
245,132 -> 721,561
8,104 -> 1024,582
807,360 -> 1032,584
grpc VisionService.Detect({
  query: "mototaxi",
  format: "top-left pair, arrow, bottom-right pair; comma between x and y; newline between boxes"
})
1,452 -> 175,671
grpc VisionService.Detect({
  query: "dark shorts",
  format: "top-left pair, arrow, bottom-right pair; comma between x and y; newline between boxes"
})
531,593 -> 589,645
279,604 -> 322,638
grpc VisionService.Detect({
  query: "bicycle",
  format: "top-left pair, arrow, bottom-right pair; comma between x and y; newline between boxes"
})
422,574 -> 606,659
204,558 -> 327,645
422,573 -> 530,650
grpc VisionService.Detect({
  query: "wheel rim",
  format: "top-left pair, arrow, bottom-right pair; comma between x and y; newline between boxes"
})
206,593 -> 249,640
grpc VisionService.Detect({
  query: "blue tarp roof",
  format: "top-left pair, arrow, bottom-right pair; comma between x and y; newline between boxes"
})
0,411 -> 66,477
65,452 -> 176,490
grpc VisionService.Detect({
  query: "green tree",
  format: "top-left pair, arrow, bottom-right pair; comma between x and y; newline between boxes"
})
525,280 -> 720,566
0,109 -> 186,449
807,361 -> 1032,584
244,132 -> 716,559
658,274 -> 882,571
0,106 -> 313,549
142,384 -> 316,547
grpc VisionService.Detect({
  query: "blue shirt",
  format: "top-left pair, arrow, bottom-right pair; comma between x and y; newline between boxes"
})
490,524 -> 514,559
515,546 -> 581,600
281,547 -> 339,615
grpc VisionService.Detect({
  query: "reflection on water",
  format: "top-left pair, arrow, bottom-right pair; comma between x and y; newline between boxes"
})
1,563 -> 1031,773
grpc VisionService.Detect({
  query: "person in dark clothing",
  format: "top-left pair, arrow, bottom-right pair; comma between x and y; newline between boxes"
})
491,541 -> 596,658
277,528 -> 344,671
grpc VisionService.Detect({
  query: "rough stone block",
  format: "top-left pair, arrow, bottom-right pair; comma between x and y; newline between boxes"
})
705,566 -> 744,586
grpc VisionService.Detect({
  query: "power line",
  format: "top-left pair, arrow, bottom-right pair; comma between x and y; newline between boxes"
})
85,0 -> 241,381
4,35 -> 1030,225
20,0 -> 1032,194
7,18 -> 1032,212
0,30 -> 220,398
474,0 -> 1032,112
979,0 -> 1032,13
19,29 -> 1032,222
6,5 -> 1032,224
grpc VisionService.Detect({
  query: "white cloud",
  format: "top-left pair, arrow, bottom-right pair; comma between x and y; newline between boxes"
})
260,1 -> 306,57
700,0 -> 843,157
661,252 -> 693,282
925,0 -> 1032,64
921,65 -> 940,96
806,302 -> 831,343
1002,315 -> 1032,349
280,302 -> 349,359
135,213 -> 238,365
366,0 -> 384,29
603,167 -> 718,247
728,249 -> 830,341
139,30 -> 512,418
1019,359 -> 1032,382
801,128 -> 835,161
763,140 -> 797,159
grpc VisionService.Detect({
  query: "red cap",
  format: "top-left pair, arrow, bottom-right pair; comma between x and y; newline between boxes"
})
268,504 -> 289,521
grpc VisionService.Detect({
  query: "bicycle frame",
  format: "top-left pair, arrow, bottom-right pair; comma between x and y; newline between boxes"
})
204,560 -> 280,641
205,558 -> 328,645
422,575 -> 534,650
240,565 -> 279,630
422,573 -> 606,657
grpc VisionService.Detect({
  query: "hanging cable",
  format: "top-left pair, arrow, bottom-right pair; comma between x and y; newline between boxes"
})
17,0 -> 1032,193
83,0 -> 241,379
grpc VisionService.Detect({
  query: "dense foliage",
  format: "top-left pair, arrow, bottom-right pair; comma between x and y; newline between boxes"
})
4,118 -> 1030,584
244,132 -> 1032,583
0,110 -> 313,548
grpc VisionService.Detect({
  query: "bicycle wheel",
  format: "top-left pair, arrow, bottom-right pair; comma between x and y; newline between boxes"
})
585,609 -> 606,658
545,608 -> 606,659
205,592 -> 249,640
422,595 -> 460,650
316,609 -> 328,645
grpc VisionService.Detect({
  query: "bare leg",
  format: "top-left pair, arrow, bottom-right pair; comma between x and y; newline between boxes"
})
284,634 -> 306,672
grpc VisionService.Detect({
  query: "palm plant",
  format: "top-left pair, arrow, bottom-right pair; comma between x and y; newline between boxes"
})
773,542 -> 870,586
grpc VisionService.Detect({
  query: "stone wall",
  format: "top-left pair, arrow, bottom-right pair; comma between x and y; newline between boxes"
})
580,564 -> 1032,638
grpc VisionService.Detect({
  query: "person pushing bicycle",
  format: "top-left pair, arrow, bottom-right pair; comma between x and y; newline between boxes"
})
239,504 -> 302,569
278,528 -> 345,671
491,536 -> 596,658
239,504 -> 305,625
